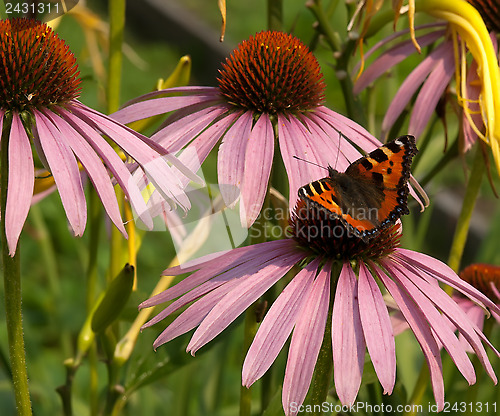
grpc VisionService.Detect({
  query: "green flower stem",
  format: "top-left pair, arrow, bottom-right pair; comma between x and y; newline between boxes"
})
1,119 -> 32,416
306,0 -> 366,125
109,189 -> 126,283
309,312 -> 333,416
87,188 -> 102,415
267,0 -> 283,31
403,362 -> 429,416
107,0 -> 125,114
239,302 -> 259,416
448,144 -> 485,273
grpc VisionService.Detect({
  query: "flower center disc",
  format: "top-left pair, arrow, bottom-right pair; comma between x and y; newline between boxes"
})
218,31 -> 325,114
0,18 -> 81,111
289,199 -> 401,260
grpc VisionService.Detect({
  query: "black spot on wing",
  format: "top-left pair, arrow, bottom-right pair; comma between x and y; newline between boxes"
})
385,140 -> 403,153
369,148 -> 389,163
371,171 -> 384,184
360,158 -> 373,170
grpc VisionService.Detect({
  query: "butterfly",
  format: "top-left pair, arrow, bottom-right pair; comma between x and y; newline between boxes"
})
297,135 -> 418,242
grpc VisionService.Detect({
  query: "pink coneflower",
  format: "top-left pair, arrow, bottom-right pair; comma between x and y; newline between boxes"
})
141,197 -> 499,415
0,18 -> 194,255
354,0 -> 500,167
111,31 -> 392,227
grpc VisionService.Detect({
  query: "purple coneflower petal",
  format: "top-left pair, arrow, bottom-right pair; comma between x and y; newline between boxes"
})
332,264 -> 365,406
58,107 -> 154,229
351,23 -> 447,77
278,114 -> 325,207
454,297 -> 484,352
354,30 -> 446,94
240,115 -> 274,227
283,260 -> 331,416
385,261 -> 476,384
74,105 -> 191,210
111,87 -> 221,123
373,264 -> 445,410
152,276 -> 244,349
396,249 -> 500,314
5,114 -> 35,255
243,258 -> 319,388
303,112 -> 356,171
33,111 -> 87,236
408,45 -> 455,138
144,242 -> 300,328
152,104 -> 230,151
218,111 -> 252,208
177,112 -> 241,181
186,250 -> 304,354
315,107 -> 382,152
357,262 -> 396,394
381,41 -> 451,137
118,86 -> 219,108
43,110 -> 127,237
392,256 -> 498,382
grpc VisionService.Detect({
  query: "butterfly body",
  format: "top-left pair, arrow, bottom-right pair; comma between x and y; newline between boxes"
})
298,135 -> 417,242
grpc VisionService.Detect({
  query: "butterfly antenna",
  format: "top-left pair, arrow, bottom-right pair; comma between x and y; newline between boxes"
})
292,155 -> 329,171
333,131 -> 342,169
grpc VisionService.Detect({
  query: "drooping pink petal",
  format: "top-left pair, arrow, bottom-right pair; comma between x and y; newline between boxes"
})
408,44 -> 455,138
177,112 -> 242,185
351,23 -> 447,77
278,114 -> 326,208
354,30 -> 446,93
392,256 -> 498,382
186,250 -> 305,354
5,113 -> 35,255
152,276 -> 244,349
71,104 -> 191,211
381,41 -> 451,137
141,240 -> 298,310
118,86 -> 219,107
373,264 -> 445,411
152,104 -> 230,151
243,258 -> 320,387
59,107 -> 153,229
33,111 -> 87,236
283,260 -> 331,416
357,262 -> 396,394
240,114 -> 274,227
111,87 -> 221,123
384,261 -> 476,385
395,249 -> 500,314
332,264 -> 365,406
315,107 -> 382,151
454,297 -> 483,352
302,112 -> 357,171
162,238 -> 297,276
217,111 -> 252,208
143,241 -> 302,328
43,111 -> 127,237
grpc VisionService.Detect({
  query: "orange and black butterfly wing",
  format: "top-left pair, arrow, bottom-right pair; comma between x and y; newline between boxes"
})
345,135 -> 417,230
297,175 -> 380,241
298,135 -> 417,241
